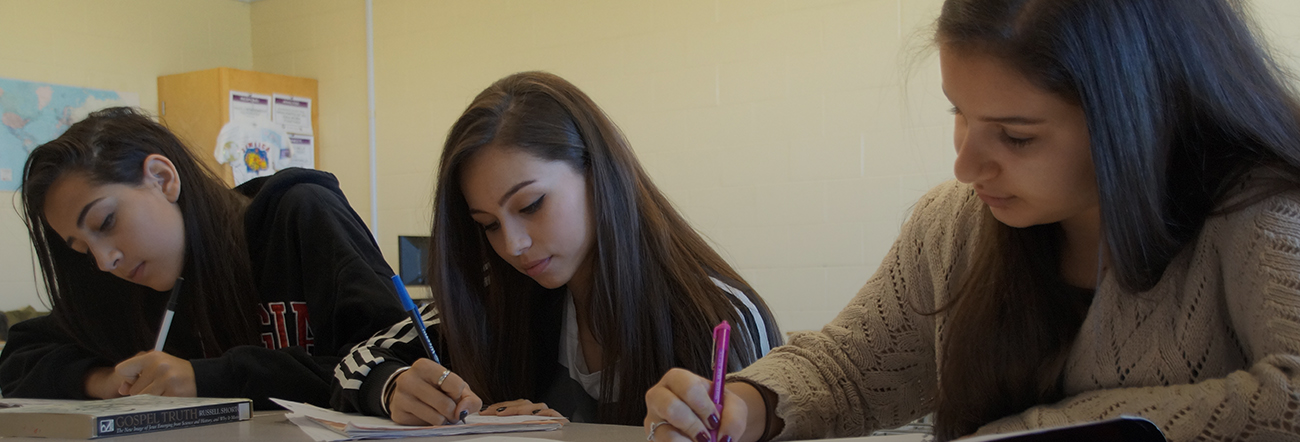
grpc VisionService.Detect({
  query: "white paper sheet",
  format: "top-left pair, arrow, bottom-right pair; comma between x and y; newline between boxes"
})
285,134 -> 315,169
272,94 -> 313,135
271,398 -> 565,441
229,90 -> 272,123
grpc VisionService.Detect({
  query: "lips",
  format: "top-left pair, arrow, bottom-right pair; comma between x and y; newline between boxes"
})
127,262 -> 145,281
977,191 -> 1014,209
521,257 -> 552,277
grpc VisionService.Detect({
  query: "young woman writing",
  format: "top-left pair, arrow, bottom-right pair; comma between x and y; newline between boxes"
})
0,107 -> 407,409
331,71 -> 782,426
645,0 -> 1300,441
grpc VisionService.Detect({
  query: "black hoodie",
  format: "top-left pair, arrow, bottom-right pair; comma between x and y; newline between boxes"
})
0,168 -> 406,410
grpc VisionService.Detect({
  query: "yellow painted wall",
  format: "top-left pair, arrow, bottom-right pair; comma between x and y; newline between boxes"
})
246,0 -> 1300,332
366,0 -> 952,332
3,0 -> 1298,331
0,0 -> 252,311
357,0 -> 1300,332
250,0 -> 372,226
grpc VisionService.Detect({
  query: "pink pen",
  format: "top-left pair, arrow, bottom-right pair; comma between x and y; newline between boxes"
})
710,321 -> 731,442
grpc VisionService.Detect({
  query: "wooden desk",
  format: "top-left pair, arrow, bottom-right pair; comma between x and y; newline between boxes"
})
1,412 -> 645,441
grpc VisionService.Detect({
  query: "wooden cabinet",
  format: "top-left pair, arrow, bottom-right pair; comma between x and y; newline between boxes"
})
157,68 -> 318,187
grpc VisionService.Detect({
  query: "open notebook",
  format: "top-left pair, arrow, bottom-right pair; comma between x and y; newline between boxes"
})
271,398 -> 566,441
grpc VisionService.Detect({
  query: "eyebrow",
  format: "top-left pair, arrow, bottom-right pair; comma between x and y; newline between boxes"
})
941,89 -> 1045,125
469,180 -> 536,214
64,197 -> 105,249
978,116 -> 1046,125
76,198 -> 105,229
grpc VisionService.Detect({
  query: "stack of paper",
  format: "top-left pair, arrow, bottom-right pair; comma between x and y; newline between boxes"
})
271,399 -> 565,441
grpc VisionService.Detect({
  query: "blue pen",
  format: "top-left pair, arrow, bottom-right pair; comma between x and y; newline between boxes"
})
390,275 -> 441,365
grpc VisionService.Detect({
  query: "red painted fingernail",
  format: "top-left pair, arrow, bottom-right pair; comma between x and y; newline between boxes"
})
496,407 -> 506,412
695,431 -> 710,442
532,409 -> 540,414
707,414 -> 720,430
720,436 -> 732,442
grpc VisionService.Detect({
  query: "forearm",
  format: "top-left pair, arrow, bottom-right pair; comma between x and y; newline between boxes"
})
729,381 -> 778,442
191,345 -> 333,409
977,354 -> 1300,441
331,305 -> 441,414
0,317 -> 111,400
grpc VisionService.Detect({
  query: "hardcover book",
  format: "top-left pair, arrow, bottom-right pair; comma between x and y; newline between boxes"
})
0,395 -> 251,439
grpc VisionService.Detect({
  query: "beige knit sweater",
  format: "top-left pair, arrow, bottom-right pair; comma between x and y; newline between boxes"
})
731,180 -> 1300,441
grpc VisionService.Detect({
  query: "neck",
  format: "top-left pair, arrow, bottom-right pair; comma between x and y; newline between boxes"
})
1059,206 -> 1104,289
565,255 -> 597,332
567,267 -> 592,313
565,260 -> 606,372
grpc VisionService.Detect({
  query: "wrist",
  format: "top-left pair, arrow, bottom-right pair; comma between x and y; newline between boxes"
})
729,380 -> 780,442
83,366 -> 118,399
380,366 -> 412,416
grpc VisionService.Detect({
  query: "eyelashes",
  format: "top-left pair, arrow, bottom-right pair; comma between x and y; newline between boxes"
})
1001,132 -> 1033,148
478,195 -> 546,232
521,195 -> 544,214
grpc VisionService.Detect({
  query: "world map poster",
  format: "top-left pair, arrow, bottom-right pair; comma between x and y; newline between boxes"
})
0,77 -> 139,191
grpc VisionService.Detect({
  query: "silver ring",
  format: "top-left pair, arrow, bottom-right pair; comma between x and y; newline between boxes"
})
647,421 -> 670,441
436,369 -> 451,387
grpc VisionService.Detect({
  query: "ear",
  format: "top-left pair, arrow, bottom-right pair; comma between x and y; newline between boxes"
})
142,154 -> 182,203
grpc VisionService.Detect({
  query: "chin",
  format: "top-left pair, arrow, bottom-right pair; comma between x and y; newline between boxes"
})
149,276 -> 181,292
989,210 -> 1038,229
528,272 -> 572,290
532,279 -> 565,290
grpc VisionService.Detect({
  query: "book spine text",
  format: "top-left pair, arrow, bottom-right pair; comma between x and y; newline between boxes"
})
96,403 -> 247,437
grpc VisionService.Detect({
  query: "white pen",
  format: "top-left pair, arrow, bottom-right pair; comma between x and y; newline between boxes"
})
153,277 -> 184,352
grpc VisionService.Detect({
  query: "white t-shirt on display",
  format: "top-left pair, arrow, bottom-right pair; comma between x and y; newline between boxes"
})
214,121 -> 290,185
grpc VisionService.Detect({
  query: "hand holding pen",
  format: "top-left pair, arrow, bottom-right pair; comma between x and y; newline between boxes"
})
644,321 -> 767,442
113,277 -> 197,398
386,275 -> 483,426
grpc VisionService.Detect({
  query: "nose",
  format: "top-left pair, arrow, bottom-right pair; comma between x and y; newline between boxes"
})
502,223 -> 531,257
952,125 -> 998,185
90,244 -> 123,272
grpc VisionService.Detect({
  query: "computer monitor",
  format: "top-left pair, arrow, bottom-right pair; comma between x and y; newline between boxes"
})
397,235 -> 429,286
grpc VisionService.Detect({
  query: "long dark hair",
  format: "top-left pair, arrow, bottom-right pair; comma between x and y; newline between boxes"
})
932,0 -> 1300,439
21,107 -> 260,362
429,71 -> 780,424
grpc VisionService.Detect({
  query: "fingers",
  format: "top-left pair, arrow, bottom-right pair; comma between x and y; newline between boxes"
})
644,417 -> 694,442
114,352 -> 196,397
488,399 -> 552,417
454,390 -> 483,423
480,399 -> 534,416
391,367 -> 457,425
534,408 -> 563,418
391,359 -> 482,426
645,368 -> 719,442
115,354 -> 145,383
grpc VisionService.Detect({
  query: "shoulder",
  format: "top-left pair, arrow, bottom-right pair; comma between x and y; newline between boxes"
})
276,182 -> 348,210
243,170 -> 366,242
253,178 -> 353,221
1205,185 -> 1300,256
241,168 -> 348,208
898,180 -> 985,262
910,180 -> 982,226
